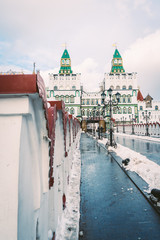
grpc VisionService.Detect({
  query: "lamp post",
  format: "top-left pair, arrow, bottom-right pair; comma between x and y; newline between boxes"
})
96,104 -> 101,139
92,106 -> 96,136
116,120 -> 119,133
129,114 -> 135,135
101,88 -> 120,146
121,116 -> 126,133
142,110 -> 151,136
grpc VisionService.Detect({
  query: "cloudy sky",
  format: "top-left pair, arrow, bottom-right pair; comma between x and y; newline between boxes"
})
0,0 -> 160,99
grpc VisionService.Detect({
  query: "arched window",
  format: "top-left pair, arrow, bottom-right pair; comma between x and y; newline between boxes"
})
128,85 -> 132,90
54,86 -> 58,90
113,107 -> 117,114
65,96 -> 69,103
128,95 -> 131,103
122,85 -> 126,90
140,106 -> 143,110
123,95 -> 126,103
91,99 -> 95,105
86,99 -> 90,105
155,105 -> 158,110
55,95 -> 59,101
60,95 -> 64,101
128,107 -> 132,114
116,85 -> 120,90
70,108 -> 74,114
118,107 -> 122,114
110,85 -> 114,90
123,107 -> 127,114
70,96 -> 75,103
81,109 -> 84,116
72,86 -> 76,90
65,107 -> 69,112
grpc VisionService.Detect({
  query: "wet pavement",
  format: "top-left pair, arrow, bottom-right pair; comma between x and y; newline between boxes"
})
79,133 -> 160,240
115,135 -> 160,165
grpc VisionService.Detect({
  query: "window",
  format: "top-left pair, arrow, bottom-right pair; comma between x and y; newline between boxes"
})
128,95 -> 131,103
91,99 -> 95,105
118,107 -> 122,114
70,96 -> 75,103
122,85 -> 126,90
123,107 -> 127,114
54,86 -> 58,90
82,99 -> 85,105
116,85 -> 120,90
60,95 -> 64,101
65,107 -> 69,112
155,105 -> 158,110
81,109 -> 85,116
70,108 -> 74,114
87,109 -> 90,117
65,96 -> 69,103
140,106 -> 143,110
129,85 -> 132,90
110,85 -> 114,90
113,107 -> 117,114
55,95 -> 59,101
86,99 -> 90,105
72,86 -> 76,90
128,107 -> 132,114
123,95 -> 126,103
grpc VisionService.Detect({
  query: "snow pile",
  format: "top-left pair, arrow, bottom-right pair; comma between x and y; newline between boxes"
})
55,132 -> 81,240
98,136 -> 160,191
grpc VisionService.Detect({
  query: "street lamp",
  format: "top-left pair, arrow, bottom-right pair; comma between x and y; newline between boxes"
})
92,106 -> 96,136
121,116 -> 126,133
142,110 -> 151,136
101,88 -> 120,147
116,120 -> 119,133
129,114 -> 135,135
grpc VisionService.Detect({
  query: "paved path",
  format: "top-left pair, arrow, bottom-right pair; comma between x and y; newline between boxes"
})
79,133 -> 160,240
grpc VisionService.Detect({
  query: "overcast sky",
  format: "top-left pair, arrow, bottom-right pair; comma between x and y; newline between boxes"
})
0,0 -> 160,99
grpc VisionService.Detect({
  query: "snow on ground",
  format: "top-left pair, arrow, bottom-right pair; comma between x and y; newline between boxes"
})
55,132 -> 81,240
98,133 -> 160,192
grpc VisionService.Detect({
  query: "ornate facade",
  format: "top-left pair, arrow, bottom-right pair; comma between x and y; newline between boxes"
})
47,49 -> 81,118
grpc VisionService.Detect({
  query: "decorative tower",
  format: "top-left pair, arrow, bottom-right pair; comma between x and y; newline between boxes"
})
111,48 -> 125,74
59,49 -> 73,75
104,47 -> 139,123
47,47 -> 81,119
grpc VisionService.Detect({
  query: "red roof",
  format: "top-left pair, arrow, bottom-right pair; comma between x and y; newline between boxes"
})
0,74 -> 37,94
137,89 -> 144,101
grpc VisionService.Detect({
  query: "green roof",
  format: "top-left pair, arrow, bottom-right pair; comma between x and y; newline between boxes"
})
113,49 -> 122,58
59,48 -> 73,74
62,49 -> 70,59
111,48 -> 125,73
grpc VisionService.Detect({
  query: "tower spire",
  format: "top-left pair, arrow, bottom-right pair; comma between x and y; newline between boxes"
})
110,48 -> 125,74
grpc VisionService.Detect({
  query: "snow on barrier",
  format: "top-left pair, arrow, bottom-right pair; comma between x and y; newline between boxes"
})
117,122 -> 160,137
0,73 -> 81,240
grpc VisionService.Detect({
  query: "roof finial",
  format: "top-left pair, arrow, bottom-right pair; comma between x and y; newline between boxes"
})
62,42 -> 67,49
112,42 -> 118,49
33,62 -> 36,74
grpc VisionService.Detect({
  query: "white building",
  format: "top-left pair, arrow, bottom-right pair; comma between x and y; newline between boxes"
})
47,48 -> 81,119
103,48 -> 139,123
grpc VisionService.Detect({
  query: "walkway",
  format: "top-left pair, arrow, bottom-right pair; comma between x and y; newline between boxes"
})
79,133 -> 160,240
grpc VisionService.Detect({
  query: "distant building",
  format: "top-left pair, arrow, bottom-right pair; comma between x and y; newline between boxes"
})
47,48 -> 81,118
138,93 -> 160,124
47,47 -> 160,125
103,48 -> 139,123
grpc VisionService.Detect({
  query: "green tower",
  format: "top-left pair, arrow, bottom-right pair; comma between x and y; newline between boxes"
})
111,48 -> 125,74
59,49 -> 73,75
